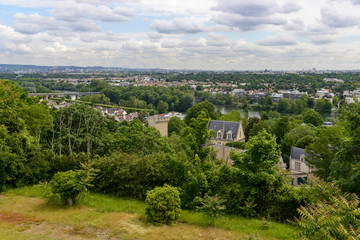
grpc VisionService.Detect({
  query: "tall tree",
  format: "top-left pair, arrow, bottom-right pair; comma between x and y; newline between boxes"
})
184,101 -> 217,125
182,111 -> 215,162
302,108 -> 324,126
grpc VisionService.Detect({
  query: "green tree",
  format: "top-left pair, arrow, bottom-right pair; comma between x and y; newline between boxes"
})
184,101 -> 216,125
277,98 -> 290,113
182,111 -> 214,162
315,98 -> 332,114
168,116 -> 185,136
157,100 -> 169,114
51,170 -> 85,206
244,116 -> 259,141
212,131 -> 287,216
272,116 -> 290,143
93,152 -> 187,199
145,184 -> 181,225
51,104 -> 113,162
328,102 -> 360,194
281,124 -> 316,166
219,110 -> 242,122
177,94 -> 194,112
116,120 -> 171,155
296,193 -> 360,240
306,126 -> 343,180
197,194 -> 226,226
302,108 -> 324,126
82,94 -> 111,105
0,80 -> 50,190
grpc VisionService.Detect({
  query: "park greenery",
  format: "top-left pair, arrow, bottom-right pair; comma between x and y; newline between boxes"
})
1,76 -> 360,238
145,184 -> 181,225
6,70 -> 357,114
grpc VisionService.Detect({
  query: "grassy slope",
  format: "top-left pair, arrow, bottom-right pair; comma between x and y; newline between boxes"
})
0,185 -> 301,240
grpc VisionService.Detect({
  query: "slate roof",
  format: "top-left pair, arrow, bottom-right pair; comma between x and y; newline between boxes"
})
208,120 -> 240,140
290,147 -> 311,162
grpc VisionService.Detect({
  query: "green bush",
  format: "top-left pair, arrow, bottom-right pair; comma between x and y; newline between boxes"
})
145,184 -> 181,225
51,170 -> 85,206
296,194 -> 360,239
92,152 -> 187,199
196,194 -> 226,225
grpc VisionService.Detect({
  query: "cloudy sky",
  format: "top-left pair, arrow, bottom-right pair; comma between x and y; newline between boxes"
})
0,0 -> 360,70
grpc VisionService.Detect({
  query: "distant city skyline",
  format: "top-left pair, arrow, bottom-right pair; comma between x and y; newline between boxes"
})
0,0 -> 360,71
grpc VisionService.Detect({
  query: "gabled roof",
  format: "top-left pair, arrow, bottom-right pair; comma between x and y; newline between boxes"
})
290,147 -> 311,161
208,120 -> 240,140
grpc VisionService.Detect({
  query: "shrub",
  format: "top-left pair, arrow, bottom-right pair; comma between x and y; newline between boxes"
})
145,184 -> 181,225
51,170 -> 85,206
92,152 -> 187,199
295,178 -> 360,239
196,194 -> 226,225
296,194 -> 360,239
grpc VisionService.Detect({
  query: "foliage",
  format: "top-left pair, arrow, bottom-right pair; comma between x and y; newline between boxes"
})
281,125 -> 316,165
296,194 -> 360,239
50,170 -> 85,205
81,94 -> 111,105
315,98 -> 332,114
196,194 -> 226,225
182,111 -> 215,162
180,154 -> 216,209
277,98 -> 291,113
306,126 -> 343,179
115,119 -> 172,155
92,152 -> 187,199
49,104 -> 114,162
145,184 -> 181,225
168,116 -> 185,136
3,185 -> 301,240
210,131 -> 287,217
184,101 -> 217,125
219,110 -> 242,122
244,116 -> 260,141
225,141 -> 246,149
302,108 -> 324,126
157,100 -> 169,113
272,116 -> 290,143
0,80 -> 51,190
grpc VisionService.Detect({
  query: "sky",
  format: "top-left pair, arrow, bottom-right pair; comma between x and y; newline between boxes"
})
0,0 -> 360,71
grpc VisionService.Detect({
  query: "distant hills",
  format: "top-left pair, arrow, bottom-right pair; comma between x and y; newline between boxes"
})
0,64 -> 198,73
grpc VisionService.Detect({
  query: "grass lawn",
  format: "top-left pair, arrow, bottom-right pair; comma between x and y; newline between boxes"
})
1,185 -> 301,240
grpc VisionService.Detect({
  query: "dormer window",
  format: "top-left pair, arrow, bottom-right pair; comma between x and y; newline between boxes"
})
227,131 -> 232,140
217,130 -> 222,139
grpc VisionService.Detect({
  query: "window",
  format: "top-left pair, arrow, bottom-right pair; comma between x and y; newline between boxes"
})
295,162 -> 301,171
227,131 -> 232,140
217,130 -> 222,139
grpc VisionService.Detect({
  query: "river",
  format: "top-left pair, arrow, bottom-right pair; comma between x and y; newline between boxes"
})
215,105 -> 261,118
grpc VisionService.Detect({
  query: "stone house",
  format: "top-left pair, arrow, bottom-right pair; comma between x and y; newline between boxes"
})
289,147 -> 315,186
208,120 -> 245,145
207,120 -> 245,163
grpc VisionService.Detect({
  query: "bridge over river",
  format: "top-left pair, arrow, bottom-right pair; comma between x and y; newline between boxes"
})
28,92 -> 101,100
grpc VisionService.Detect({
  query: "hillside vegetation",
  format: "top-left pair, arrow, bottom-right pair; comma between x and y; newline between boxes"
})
0,185 -> 300,240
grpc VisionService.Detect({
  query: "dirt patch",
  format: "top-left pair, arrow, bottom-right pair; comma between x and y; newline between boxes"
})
24,221 -> 124,240
0,210 -> 41,225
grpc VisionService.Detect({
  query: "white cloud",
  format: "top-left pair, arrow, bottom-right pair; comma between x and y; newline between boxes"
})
2,0 -> 360,70
151,18 -> 206,34
14,13 -> 60,34
257,34 -> 297,46
65,19 -> 102,32
321,4 -> 360,28
52,2 -> 135,22
211,0 -> 303,31
213,13 -> 287,31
